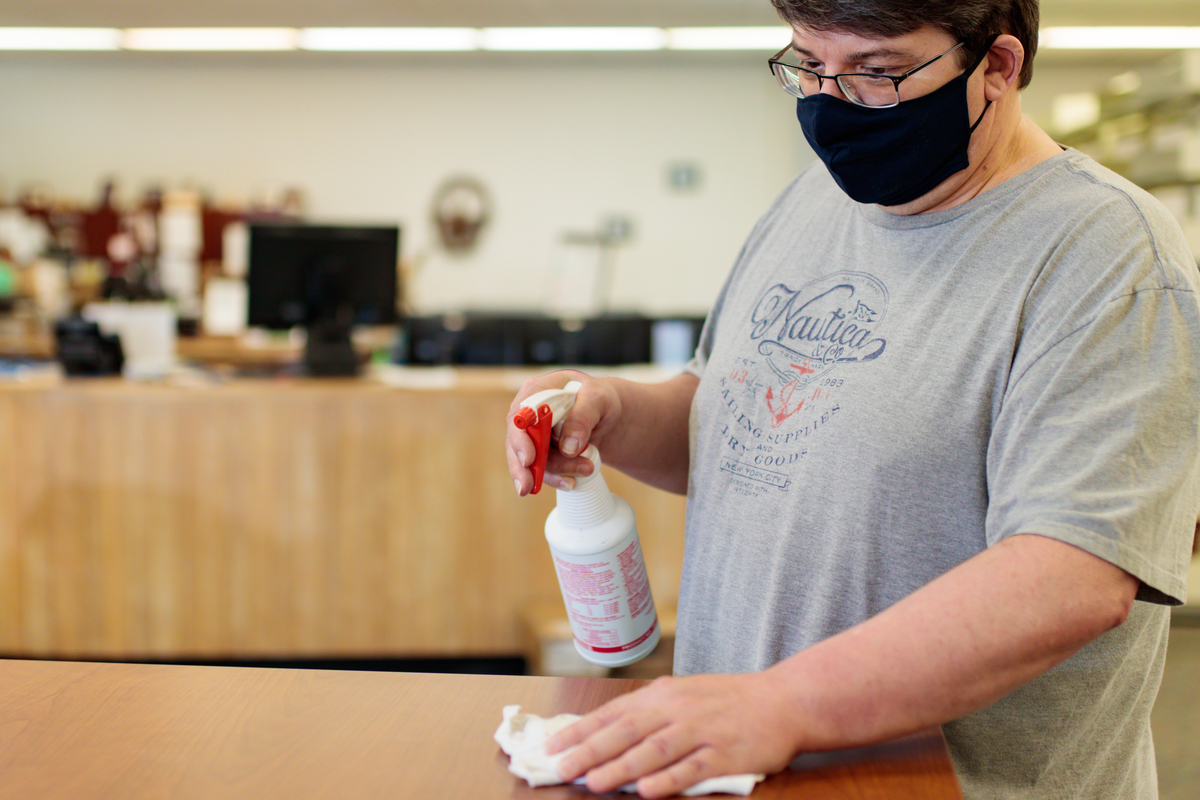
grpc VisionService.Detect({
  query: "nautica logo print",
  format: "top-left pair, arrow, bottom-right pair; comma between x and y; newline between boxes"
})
711,272 -> 889,495
749,272 -> 888,386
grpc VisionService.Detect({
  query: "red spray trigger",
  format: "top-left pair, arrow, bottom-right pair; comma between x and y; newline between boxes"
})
513,403 -> 555,494
512,381 -> 582,495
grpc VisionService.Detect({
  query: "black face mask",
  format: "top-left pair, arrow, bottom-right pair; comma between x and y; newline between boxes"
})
794,47 -> 992,207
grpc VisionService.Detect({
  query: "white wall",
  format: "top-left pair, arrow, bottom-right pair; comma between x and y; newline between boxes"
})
0,54 -> 1147,317
0,54 -> 809,317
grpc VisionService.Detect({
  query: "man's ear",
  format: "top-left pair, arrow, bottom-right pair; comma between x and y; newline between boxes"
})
984,34 -> 1023,100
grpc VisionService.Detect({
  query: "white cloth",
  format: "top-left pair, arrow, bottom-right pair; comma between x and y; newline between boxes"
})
494,705 -> 764,796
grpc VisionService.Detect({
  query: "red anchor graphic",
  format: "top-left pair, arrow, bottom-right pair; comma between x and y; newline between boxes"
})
764,360 -> 816,428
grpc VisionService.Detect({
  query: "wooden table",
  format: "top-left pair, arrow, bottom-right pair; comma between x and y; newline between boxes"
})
0,659 -> 962,800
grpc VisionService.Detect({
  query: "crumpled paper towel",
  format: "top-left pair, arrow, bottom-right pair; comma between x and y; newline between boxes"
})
494,704 -> 764,796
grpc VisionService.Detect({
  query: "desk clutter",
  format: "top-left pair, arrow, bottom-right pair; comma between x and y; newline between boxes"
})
400,313 -> 705,368
32,310 -> 705,379
1,185 -> 709,377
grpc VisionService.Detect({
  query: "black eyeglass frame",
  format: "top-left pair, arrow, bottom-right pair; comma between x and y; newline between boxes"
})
768,39 -> 967,108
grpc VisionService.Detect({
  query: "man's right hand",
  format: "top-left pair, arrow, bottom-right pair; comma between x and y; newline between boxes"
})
506,370 -> 623,496
506,369 -> 699,497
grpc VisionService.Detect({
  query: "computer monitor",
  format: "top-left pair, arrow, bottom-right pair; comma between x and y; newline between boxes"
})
247,222 -> 400,376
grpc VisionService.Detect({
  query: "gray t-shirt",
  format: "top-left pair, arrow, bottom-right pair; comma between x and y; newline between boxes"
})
677,149 -> 1200,799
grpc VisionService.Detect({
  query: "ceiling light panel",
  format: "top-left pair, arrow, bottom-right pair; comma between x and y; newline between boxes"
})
479,27 -> 667,51
299,28 -> 478,51
1042,27 -> 1200,49
666,27 -> 789,50
0,27 -> 121,50
122,28 -> 298,51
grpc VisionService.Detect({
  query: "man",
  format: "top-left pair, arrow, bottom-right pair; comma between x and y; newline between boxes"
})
505,2 -> 1200,798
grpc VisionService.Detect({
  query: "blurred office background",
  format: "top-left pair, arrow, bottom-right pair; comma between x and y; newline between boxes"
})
0,1 -> 1198,796
1,1 -> 1198,325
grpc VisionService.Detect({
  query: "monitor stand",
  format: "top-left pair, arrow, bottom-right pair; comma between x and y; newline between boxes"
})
304,319 -> 359,377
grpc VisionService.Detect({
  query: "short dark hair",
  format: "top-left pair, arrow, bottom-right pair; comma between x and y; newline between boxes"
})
769,0 -> 1039,89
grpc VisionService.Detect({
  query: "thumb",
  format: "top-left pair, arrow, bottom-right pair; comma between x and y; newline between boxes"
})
555,384 -> 606,457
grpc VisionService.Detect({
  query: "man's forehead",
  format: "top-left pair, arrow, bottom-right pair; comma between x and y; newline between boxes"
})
789,39 -> 911,62
789,25 -> 950,59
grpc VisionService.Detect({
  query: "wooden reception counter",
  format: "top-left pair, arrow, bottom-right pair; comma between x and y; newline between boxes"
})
0,368 -> 686,661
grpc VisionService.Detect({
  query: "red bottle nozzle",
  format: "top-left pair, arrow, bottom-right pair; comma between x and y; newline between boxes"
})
512,406 -> 537,430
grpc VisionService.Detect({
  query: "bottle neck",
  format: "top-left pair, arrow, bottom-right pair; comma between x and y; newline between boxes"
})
555,447 -> 616,528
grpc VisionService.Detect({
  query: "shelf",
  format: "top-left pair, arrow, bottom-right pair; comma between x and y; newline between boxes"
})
1053,51 -> 1200,192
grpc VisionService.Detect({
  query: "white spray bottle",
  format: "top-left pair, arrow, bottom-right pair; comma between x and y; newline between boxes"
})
514,380 -> 660,667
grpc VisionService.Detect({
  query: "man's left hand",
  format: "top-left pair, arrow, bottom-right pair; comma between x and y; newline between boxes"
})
547,672 -> 802,799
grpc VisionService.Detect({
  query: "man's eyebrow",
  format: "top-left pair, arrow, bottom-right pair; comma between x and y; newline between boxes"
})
790,43 -> 912,63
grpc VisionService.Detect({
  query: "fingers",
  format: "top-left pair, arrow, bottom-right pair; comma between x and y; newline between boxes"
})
550,694 -> 690,793
545,711 -> 607,755
505,371 -> 571,494
506,447 -> 593,496
553,709 -> 669,786
581,727 -> 698,796
506,437 -> 533,495
635,751 -> 715,800
506,369 -> 604,495
559,716 -> 717,798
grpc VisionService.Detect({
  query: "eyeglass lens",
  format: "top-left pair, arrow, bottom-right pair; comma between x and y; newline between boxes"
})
772,65 -> 898,107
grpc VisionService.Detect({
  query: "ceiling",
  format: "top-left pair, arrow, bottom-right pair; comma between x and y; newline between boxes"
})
0,0 -> 1196,69
2,0 -> 1198,31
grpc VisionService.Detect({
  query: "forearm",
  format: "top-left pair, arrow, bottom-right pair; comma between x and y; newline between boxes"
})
765,533 -> 1138,751
598,372 -> 697,495
544,535 -> 1138,799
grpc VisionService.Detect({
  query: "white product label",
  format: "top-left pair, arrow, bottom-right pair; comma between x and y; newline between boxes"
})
551,535 -> 657,654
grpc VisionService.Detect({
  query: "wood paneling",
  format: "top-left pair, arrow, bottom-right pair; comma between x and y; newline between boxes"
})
0,373 -> 687,659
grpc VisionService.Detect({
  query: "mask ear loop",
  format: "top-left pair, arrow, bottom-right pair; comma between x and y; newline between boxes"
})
965,33 -> 1002,133
969,100 -> 993,133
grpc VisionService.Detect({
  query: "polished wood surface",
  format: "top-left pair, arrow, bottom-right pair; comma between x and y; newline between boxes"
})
0,659 -> 962,800
0,371 -> 686,660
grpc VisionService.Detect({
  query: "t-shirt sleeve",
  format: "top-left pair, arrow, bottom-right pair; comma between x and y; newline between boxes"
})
986,280 -> 1200,605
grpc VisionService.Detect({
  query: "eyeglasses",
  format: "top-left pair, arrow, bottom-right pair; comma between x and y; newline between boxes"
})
768,40 -> 966,108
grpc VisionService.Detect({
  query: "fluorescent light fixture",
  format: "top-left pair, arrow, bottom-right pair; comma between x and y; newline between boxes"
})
479,27 -> 667,51
0,27 -> 121,50
122,28 -> 298,51
0,25 -> 884,54
667,27 -> 789,50
1042,27 -> 1200,50
299,27 -> 478,51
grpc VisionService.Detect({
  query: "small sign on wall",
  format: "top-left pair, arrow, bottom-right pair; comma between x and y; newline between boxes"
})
666,161 -> 703,193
